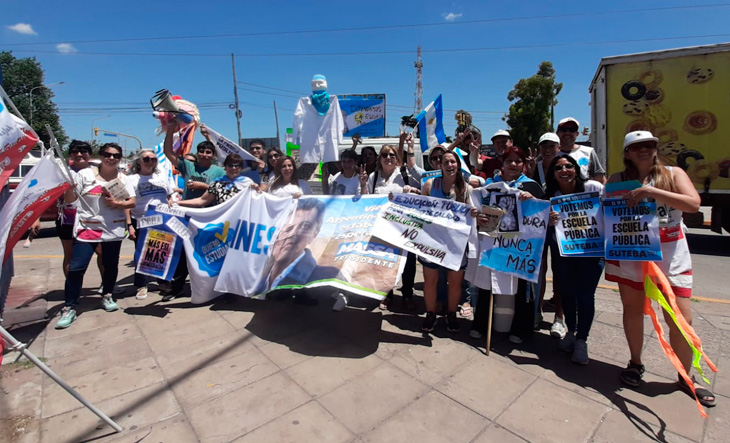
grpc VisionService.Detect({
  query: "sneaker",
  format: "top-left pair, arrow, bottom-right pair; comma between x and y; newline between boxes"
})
550,318 -> 567,339
55,307 -> 76,329
135,286 -> 148,300
558,333 -> 576,353
469,329 -> 483,339
508,335 -> 524,344
332,293 -> 347,312
572,339 -> 589,365
101,294 -> 119,312
421,311 -> 437,332
446,312 -> 460,333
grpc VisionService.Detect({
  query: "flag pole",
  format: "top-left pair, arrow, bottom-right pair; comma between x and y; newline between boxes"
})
0,326 -> 123,432
44,125 -> 94,215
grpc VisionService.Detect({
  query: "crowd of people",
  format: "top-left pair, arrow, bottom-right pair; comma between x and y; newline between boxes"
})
42,115 -> 715,408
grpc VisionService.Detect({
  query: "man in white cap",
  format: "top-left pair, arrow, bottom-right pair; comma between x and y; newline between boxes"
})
532,132 -> 561,186
480,129 -> 513,178
556,117 -> 605,184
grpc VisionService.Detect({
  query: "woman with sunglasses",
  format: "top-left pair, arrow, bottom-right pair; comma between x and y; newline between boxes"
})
361,144 -> 420,310
606,131 -> 715,406
469,146 -> 544,343
420,151 -> 477,332
55,143 -> 136,329
264,156 -> 312,198
544,155 -> 604,364
178,154 -> 257,207
263,148 -> 284,184
126,150 -> 175,300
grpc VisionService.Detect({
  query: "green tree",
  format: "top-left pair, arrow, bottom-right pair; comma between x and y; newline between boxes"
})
504,61 -> 562,150
0,51 -> 68,147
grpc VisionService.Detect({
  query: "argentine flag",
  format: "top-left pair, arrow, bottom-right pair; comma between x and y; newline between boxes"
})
415,95 -> 446,154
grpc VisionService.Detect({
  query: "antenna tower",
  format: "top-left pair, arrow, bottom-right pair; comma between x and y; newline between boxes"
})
414,45 -> 423,114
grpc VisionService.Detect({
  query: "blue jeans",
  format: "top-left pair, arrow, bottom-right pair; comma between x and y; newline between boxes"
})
64,240 -> 122,308
556,256 -> 605,341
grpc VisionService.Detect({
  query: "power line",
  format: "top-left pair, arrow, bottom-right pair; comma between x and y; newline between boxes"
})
3,4 -> 728,47
11,33 -> 730,58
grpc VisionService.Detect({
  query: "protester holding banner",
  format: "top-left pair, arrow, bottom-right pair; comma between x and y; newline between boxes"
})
605,131 -> 715,406
163,125 -> 225,301
469,146 -> 545,343
127,149 -> 174,300
361,144 -> 420,311
178,154 -> 256,207
544,155 -> 605,364
419,151 -> 475,332
265,156 -> 312,198
263,148 -> 283,184
328,149 -> 362,196
56,143 -> 136,329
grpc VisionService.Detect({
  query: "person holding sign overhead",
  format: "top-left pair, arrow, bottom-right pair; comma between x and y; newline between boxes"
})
544,155 -> 605,364
606,131 -> 715,407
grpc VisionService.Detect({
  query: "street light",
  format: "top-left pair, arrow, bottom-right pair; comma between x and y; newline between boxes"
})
91,115 -> 111,139
29,81 -> 64,127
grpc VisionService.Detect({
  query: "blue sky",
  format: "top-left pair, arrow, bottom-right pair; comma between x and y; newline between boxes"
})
2,0 -> 729,153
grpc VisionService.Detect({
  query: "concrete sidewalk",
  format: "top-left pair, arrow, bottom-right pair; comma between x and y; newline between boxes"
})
1,239 -> 729,443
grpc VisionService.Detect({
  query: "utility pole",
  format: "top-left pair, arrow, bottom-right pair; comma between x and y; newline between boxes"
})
273,100 -> 280,147
231,53 -> 243,145
413,45 -> 423,114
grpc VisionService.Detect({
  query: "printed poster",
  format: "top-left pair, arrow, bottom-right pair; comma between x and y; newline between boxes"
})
551,191 -> 605,257
137,229 -> 177,279
133,204 -> 188,281
603,198 -> 662,261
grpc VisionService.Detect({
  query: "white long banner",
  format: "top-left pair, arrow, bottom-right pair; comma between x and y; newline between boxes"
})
372,193 -> 474,271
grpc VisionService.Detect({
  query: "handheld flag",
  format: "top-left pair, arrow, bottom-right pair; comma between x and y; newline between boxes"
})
204,126 -> 259,165
0,85 -> 40,189
415,95 -> 446,153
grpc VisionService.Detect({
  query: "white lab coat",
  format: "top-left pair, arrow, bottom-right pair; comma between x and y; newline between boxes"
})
292,95 -> 344,164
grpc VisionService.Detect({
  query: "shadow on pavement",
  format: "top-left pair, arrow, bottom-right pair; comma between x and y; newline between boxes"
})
500,333 -> 678,442
686,232 -> 730,256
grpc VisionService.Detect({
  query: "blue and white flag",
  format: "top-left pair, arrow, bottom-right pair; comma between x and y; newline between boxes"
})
415,94 -> 446,153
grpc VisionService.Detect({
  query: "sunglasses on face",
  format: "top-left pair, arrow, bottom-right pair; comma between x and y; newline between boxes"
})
558,127 -> 578,133
142,157 -> 157,163
269,154 -> 280,159
101,152 -> 122,159
381,153 -> 397,158
553,163 -> 576,171
227,163 -> 243,168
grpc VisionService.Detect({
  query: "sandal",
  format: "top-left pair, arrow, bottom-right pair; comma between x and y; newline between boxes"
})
620,361 -> 645,388
459,303 -> 473,317
677,375 -> 717,408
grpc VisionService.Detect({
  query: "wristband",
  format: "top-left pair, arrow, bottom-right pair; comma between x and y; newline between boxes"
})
406,152 -> 415,157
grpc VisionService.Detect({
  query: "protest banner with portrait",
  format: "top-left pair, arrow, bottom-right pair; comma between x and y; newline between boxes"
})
255,195 -> 407,300
478,198 -> 550,283
133,204 -> 188,281
551,191 -> 605,257
603,198 -> 662,261
372,193 -> 473,271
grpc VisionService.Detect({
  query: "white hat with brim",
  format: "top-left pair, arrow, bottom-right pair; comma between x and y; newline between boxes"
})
538,133 -> 560,145
623,130 -> 659,150
557,117 -> 580,128
491,129 -> 511,141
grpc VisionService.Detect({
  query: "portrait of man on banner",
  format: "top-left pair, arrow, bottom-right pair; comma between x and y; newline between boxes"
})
256,198 -> 343,293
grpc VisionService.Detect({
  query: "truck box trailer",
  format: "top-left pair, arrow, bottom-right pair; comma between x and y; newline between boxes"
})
589,43 -> 730,232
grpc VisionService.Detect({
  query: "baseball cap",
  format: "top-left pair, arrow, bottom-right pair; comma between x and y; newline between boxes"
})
557,117 -> 580,129
538,133 -> 560,145
623,130 -> 659,150
491,129 -> 511,141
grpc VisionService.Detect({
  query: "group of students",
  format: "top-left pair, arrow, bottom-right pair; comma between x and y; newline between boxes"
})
49,115 -> 715,408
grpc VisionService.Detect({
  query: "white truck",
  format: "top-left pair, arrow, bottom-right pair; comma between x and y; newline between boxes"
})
590,43 -> 730,232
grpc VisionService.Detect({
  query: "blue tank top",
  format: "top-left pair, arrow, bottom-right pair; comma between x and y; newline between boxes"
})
430,177 -> 466,201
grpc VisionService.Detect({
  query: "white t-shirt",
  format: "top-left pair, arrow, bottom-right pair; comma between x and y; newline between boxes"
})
553,180 -> 605,198
563,146 -> 605,181
329,172 -> 361,195
367,170 -> 407,195
127,173 -> 173,219
74,169 -> 136,242
269,179 -> 312,198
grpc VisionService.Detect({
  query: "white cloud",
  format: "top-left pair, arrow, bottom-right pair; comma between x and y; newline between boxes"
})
56,43 -> 77,53
7,23 -> 37,35
443,12 -> 463,22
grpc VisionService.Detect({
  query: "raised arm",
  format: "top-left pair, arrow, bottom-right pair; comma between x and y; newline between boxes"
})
163,125 -> 179,168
